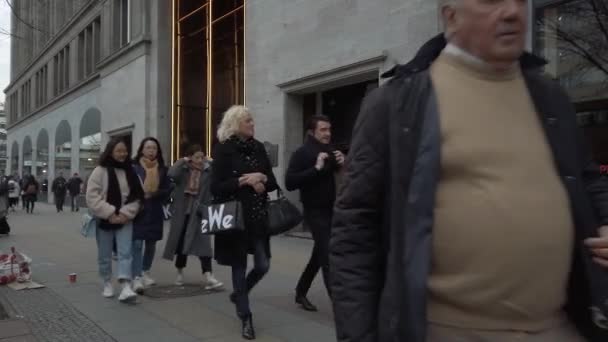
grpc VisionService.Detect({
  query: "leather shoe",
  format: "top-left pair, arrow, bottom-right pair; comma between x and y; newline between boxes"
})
295,296 -> 318,312
241,315 -> 255,340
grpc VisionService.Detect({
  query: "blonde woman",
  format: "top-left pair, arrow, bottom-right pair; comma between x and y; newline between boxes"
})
211,105 -> 278,340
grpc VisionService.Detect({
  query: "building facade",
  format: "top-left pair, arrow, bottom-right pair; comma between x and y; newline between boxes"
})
0,103 -> 6,173
5,0 -> 607,204
4,0 -> 172,201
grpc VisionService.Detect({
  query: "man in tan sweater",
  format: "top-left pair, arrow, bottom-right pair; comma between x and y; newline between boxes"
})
330,0 -> 608,341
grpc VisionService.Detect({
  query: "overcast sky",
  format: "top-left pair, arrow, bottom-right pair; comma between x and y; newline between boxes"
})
0,1 -> 11,104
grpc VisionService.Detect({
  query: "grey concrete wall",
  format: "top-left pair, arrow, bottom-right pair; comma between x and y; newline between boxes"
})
246,0 -> 441,184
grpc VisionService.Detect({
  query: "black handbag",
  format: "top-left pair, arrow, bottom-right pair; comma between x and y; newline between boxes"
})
197,201 -> 245,235
267,189 -> 303,236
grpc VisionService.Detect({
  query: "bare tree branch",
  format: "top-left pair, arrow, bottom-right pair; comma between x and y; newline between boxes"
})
4,0 -> 47,34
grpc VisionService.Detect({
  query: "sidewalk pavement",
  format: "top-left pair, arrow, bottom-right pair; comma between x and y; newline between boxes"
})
0,204 -> 335,341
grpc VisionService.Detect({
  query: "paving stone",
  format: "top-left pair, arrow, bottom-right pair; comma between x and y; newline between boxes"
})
0,320 -> 30,338
0,287 -> 115,342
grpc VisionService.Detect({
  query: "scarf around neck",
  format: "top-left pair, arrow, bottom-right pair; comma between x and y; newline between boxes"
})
98,158 -> 144,230
139,157 -> 160,195
185,161 -> 203,196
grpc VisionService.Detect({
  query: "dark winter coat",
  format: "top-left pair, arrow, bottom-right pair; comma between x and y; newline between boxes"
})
67,177 -> 83,196
22,179 -> 39,202
52,177 -> 68,196
162,159 -> 214,259
210,138 -> 278,266
285,136 -> 340,209
132,163 -> 171,241
330,34 -> 608,342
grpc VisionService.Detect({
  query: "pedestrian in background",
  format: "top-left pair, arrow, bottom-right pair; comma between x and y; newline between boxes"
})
131,137 -> 172,293
163,144 -> 223,290
51,172 -> 68,213
68,173 -> 83,212
19,174 -> 28,210
285,115 -> 344,312
211,105 -> 278,340
86,138 -> 143,303
0,177 -> 9,235
22,175 -> 39,214
7,177 -> 20,212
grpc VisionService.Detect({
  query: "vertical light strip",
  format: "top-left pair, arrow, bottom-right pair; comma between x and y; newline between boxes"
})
206,1 -> 213,156
170,0 -> 175,161
234,11 -> 239,104
176,0 -> 182,159
242,0 -> 247,106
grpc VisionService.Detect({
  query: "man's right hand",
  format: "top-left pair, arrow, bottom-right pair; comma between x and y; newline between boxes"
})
315,152 -> 329,171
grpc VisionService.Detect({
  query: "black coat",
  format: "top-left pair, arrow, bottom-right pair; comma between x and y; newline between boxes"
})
132,164 -> 171,241
330,34 -> 608,342
210,138 -> 278,266
67,177 -> 83,195
285,137 -> 339,209
51,177 -> 67,196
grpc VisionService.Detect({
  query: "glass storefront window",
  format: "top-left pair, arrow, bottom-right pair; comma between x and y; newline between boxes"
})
535,0 -> 608,163
535,0 -> 608,102
173,0 -> 245,159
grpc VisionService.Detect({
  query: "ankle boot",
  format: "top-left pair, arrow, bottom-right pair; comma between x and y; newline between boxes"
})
241,315 -> 255,340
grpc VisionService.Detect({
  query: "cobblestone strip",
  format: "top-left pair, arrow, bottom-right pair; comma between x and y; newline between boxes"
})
0,287 -> 116,342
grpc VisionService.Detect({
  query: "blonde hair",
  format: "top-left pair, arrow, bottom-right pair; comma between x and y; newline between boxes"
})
217,105 -> 252,143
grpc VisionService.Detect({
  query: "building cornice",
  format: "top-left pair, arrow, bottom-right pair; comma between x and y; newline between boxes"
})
7,74 -> 101,131
276,54 -> 387,94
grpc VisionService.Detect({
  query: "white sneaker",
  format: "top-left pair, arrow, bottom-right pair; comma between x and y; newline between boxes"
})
118,283 -> 137,303
203,272 -> 224,290
132,277 -> 145,294
102,282 -> 114,298
142,272 -> 156,287
175,269 -> 184,286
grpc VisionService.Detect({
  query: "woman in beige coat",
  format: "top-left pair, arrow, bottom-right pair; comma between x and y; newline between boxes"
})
86,138 -> 144,303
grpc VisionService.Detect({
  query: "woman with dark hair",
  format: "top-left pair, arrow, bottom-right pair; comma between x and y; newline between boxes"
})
130,137 -> 172,293
211,105 -> 278,340
22,175 -> 39,214
86,138 -> 144,303
162,144 -> 223,290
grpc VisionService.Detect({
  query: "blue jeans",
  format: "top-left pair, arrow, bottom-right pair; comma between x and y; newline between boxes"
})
231,238 -> 270,319
132,240 -> 157,278
96,224 -> 133,282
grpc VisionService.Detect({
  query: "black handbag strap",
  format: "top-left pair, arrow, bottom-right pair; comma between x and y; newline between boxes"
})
272,187 -> 285,199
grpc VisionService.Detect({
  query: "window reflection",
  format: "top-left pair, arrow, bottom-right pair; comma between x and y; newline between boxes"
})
173,0 -> 245,158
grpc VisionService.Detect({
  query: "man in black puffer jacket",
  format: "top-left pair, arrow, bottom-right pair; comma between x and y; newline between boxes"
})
286,115 -> 344,312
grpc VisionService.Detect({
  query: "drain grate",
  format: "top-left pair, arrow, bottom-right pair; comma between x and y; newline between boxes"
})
143,284 -> 223,300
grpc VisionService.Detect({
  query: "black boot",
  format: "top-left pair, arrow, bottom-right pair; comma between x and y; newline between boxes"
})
241,315 -> 255,340
295,295 -> 318,312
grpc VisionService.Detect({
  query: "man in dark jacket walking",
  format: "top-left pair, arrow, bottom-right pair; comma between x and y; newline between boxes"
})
67,173 -> 83,212
286,115 -> 344,312
51,172 -> 68,212
331,1 -> 608,342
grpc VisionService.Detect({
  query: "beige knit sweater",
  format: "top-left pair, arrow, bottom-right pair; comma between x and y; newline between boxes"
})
85,166 -> 141,220
427,52 -> 574,332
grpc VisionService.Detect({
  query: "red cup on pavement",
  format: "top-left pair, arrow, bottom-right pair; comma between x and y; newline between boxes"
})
69,273 -> 77,283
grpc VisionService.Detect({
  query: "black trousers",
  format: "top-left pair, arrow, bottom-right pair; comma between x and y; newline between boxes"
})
70,194 -> 79,211
55,193 -> 65,211
175,215 -> 212,273
296,207 -> 332,298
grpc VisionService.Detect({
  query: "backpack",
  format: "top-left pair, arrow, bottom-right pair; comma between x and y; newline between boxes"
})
56,179 -> 66,192
25,184 -> 36,195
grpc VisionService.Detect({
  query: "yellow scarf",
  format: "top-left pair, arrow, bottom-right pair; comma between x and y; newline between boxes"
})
140,158 -> 159,195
